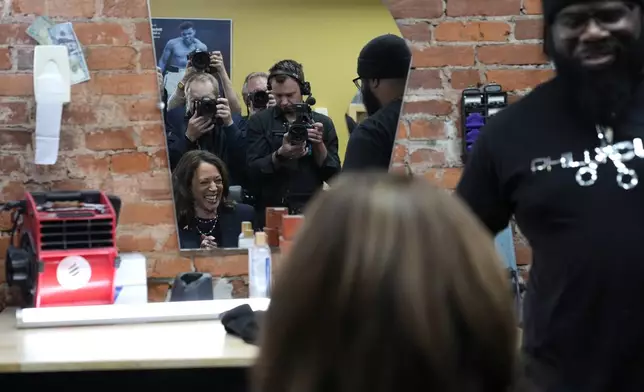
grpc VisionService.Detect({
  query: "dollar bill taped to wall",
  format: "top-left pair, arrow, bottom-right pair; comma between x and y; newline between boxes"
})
26,18 -> 91,85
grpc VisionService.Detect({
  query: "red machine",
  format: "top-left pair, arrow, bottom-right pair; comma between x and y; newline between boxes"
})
3,191 -> 122,308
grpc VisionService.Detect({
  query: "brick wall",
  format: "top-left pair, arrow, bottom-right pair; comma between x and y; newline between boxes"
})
389,0 -> 551,268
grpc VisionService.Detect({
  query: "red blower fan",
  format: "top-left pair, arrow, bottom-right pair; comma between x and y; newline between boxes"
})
2,191 -> 122,308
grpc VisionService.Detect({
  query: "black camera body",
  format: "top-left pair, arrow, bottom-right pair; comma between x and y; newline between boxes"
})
249,90 -> 269,109
193,97 -> 224,126
187,49 -> 210,71
285,103 -> 313,144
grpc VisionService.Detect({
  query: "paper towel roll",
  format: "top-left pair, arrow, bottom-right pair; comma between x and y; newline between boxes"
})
34,102 -> 63,165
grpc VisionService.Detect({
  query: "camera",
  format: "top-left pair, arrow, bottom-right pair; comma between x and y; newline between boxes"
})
187,49 -> 210,71
194,97 -> 218,118
285,103 -> 313,144
249,90 -> 269,109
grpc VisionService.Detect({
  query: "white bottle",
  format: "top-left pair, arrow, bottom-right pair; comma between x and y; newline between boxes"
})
248,231 -> 272,298
238,221 -> 254,249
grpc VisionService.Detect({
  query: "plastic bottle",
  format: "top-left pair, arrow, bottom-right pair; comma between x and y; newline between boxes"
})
248,231 -> 272,298
238,221 -> 254,249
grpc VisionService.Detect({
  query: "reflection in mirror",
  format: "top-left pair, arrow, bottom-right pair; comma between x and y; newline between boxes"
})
149,0 -> 401,251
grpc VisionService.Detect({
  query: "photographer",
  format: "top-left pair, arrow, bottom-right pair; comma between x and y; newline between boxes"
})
165,51 -> 242,134
236,71 -> 277,133
246,60 -> 341,226
166,73 -> 246,186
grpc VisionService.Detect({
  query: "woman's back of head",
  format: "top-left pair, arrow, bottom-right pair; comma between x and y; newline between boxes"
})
254,172 -> 517,392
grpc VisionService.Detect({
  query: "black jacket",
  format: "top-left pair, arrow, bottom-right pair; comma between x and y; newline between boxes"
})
177,202 -> 255,249
245,106 -> 341,219
457,77 -> 644,392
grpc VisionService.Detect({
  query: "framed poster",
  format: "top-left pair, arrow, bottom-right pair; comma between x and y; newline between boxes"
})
151,17 -> 232,95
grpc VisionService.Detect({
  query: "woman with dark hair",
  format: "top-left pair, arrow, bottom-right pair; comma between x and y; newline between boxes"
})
172,150 -> 254,250
254,173 -> 518,392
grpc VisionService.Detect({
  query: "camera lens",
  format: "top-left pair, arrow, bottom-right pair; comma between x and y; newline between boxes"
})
191,51 -> 210,71
251,91 -> 269,108
196,98 -> 217,117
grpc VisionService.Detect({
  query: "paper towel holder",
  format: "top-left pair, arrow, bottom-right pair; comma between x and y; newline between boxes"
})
33,45 -> 71,165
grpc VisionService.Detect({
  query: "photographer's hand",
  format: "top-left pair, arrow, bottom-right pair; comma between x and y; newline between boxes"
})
209,51 -> 225,75
307,123 -> 324,144
267,90 -> 277,108
309,122 -> 327,166
277,134 -> 308,159
200,235 -> 217,250
216,97 -> 234,127
186,111 -> 214,142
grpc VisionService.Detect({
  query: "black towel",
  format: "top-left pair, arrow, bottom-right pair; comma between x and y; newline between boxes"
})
221,304 -> 265,345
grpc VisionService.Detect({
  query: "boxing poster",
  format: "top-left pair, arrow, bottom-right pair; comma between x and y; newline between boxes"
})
152,17 -> 232,95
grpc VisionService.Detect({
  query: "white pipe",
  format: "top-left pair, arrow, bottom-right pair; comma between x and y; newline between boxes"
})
16,298 -> 270,329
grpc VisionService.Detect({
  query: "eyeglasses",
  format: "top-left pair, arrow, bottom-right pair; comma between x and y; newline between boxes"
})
352,77 -> 362,89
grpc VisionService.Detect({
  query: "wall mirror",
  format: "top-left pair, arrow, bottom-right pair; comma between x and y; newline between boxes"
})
149,0 -> 399,253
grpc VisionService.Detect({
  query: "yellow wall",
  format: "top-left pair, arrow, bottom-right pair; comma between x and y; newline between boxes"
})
149,0 -> 400,159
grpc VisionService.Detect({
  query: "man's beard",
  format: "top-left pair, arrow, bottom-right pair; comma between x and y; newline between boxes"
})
361,85 -> 381,116
550,34 -> 644,127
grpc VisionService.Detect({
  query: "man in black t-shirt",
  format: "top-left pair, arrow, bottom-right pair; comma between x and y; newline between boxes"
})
457,0 -> 644,390
343,34 -> 411,171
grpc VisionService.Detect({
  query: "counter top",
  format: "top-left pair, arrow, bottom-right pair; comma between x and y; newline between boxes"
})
0,308 -> 258,373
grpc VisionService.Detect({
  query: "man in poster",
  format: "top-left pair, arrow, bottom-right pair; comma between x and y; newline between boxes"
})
158,21 -> 208,96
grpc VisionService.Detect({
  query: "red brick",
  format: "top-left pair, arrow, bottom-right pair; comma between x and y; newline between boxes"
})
515,243 -> 533,265
90,73 -> 157,95
403,100 -> 452,116
62,101 -> 98,125
0,129 -> 31,151
138,46 -> 156,70
0,24 -> 31,45
434,22 -> 510,42
85,128 -> 137,151
50,179 -> 91,191
408,119 -> 445,139
407,69 -> 442,90
16,47 -> 34,70
73,23 -> 131,45
391,143 -> 408,164
86,46 -> 137,70
1,181 -> 27,200
422,168 -> 462,189
412,46 -> 475,67
147,253 -> 193,278
0,48 -> 11,70
447,0 -> 521,16
0,101 -> 29,124
477,44 -> 548,65
10,0 -> 45,14
117,232 -> 158,252
195,254 -> 249,277
139,124 -> 165,146
410,148 -> 445,165
151,150 -> 169,170
102,0 -> 149,17
486,69 -> 554,91
515,19 -> 544,40
523,0 -> 543,14
0,74 -> 34,96
450,69 -> 481,89
387,0 -> 443,19
397,22 -> 431,42
134,22 -> 153,44
138,172 -> 172,201
148,283 -> 170,302
111,152 -> 151,174
0,156 -> 22,176
121,98 -> 163,121
68,155 -> 111,178
396,121 -> 408,139
49,0 -> 96,18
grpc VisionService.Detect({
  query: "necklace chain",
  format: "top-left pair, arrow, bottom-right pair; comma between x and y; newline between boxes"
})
195,215 -> 218,237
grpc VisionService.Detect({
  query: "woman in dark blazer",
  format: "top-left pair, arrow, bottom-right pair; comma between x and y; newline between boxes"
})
172,150 -> 255,250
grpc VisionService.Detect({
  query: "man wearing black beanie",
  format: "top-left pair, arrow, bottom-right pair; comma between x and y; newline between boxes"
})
456,0 -> 644,391
343,34 -> 411,171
